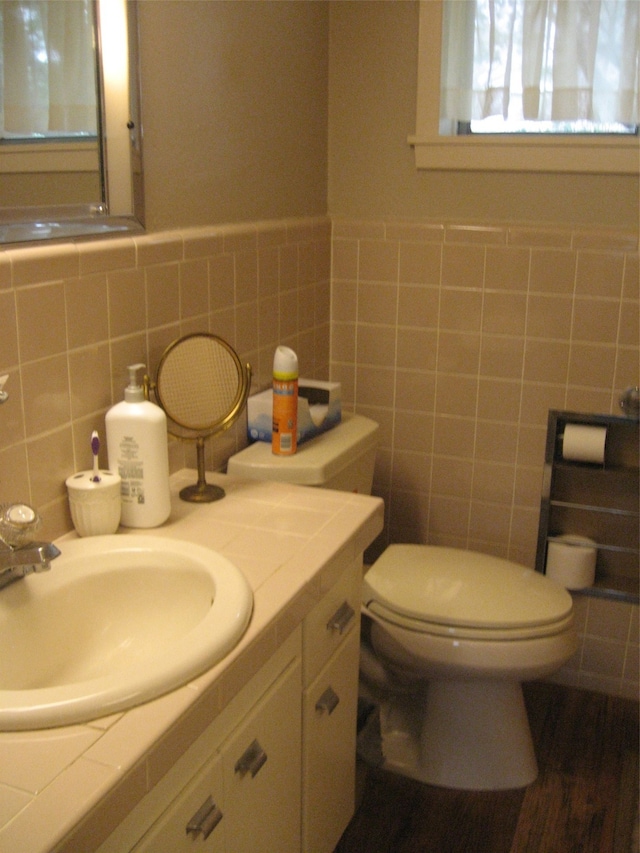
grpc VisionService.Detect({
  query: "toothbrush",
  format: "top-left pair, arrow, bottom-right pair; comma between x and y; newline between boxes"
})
91,430 -> 101,482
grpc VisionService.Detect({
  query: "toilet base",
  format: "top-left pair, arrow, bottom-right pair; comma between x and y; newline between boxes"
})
377,679 -> 538,790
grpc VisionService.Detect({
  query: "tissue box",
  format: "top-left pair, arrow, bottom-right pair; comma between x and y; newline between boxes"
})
247,379 -> 341,444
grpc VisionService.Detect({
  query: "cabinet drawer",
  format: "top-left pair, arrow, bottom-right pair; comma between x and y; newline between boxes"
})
221,655 -> 301,853
133,754 -> 225,853
303,559 -> 361,686
302,627 -> 361,853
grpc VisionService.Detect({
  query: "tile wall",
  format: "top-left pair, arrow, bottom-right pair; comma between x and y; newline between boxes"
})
0,213 -> 637,699
0,216 -> 331,540
331,217 -> 639,699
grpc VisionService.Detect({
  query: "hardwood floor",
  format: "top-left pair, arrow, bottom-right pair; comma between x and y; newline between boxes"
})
334,682 -> 639,853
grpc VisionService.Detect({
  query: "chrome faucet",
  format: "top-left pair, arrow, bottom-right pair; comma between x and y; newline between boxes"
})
0,503 -> 60,590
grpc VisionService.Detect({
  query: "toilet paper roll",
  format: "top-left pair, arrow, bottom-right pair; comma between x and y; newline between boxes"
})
545,535 -> 597,589
562,424 -> 607,464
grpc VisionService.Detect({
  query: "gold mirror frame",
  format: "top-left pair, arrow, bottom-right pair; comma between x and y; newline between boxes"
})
151,333 -> 251,503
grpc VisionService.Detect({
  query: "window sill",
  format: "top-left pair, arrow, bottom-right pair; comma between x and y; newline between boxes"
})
0,141 -> 99,174
408,134 -> 639,174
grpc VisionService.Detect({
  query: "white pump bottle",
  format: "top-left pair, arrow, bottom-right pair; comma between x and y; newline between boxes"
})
106,364 -> 171,528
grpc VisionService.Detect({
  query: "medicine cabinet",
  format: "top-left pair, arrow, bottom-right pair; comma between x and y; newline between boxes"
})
535,410 -> 639,604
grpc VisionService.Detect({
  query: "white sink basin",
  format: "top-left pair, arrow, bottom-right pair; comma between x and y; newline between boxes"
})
0,535 -> 253,730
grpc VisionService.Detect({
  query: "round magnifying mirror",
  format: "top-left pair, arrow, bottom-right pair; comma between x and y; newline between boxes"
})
153,333 -> 251,502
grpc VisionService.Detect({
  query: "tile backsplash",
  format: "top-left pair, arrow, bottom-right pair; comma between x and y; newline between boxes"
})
0,217 -> 331,539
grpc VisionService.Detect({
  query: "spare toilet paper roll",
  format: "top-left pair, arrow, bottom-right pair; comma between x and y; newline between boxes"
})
545,535 -> 597,589
562,424 -> 607,464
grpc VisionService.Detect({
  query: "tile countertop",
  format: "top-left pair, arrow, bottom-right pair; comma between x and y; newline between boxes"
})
0,470 -> 384,853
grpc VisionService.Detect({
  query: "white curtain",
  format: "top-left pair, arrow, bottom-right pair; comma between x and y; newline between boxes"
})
0,0 -> 97,138
441,0 -> 640,125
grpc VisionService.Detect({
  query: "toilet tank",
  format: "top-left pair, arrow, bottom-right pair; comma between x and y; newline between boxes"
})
226,413 -> 379,494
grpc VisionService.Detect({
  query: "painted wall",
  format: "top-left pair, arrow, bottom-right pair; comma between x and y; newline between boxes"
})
138,0 -> 329,231
327,1 -> 639,229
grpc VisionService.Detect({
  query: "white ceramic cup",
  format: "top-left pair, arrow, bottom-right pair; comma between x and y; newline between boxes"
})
66,470 -> 122,537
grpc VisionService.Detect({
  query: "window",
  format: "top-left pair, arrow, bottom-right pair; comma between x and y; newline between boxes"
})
0,0 -> 97,141
409,0 -> 639,173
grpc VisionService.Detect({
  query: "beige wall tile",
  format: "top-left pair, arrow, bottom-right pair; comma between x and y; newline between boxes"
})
331,279 -> 357,323
258,246 -> 280,298
65,274 -> 109,350
523,340 -> 570,385
394,369 -> 436,412
439,288 -> 483,332
479,335 -> 525,380
0,290 -> 18,368
622,253 -> 639,299
397,283 -> 439,328
472,460 -> 516,505
357,281 -> 398,324
568,343 -> 616,388
474,421 -> 519,465
398,242 -> 441,285
0,445 -> 29,504
437,330 -> 481,374
108,268 -> 146,339
529,249 -> 576,294
432,414 -> 475,457
397,327 -> 438,371
21,354 -> 71,436
431,455 -> 473,499
441,244 -> 485,289
16,282 -> 67,363
146,263 -> 180,329
436,374 -> 478,418
179,258 -> 209,319
332,239 -> 359,280
482,291 -> 527,336
78,238 -> 136,276
209,254 -> 235,310
572,297 -> 620,343
356,364 -> 395,407
11,243 -> 79,287
68,344 -> 112,420
485,246 -> 530,291
235,250 -> 258,304
618,298 -> 639,347
358,239 -> 399,283
357,324 -> 396,367
392,410 -> 434,455
477,378 -> 521,423
27,427 -> 75,506
575,251 -> 624,297
526,293 -> 573,340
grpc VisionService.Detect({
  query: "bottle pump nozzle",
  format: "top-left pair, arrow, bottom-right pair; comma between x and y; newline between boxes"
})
124,363 -> 146,403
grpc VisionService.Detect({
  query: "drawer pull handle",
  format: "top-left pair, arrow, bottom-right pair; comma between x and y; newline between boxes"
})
186,795 -> 223,840
316,686 -> 340,715
327,601 -> 355,635
235,738 -> 268,778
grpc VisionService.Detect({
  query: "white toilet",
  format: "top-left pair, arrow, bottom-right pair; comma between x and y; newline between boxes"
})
360,543 -> 576,790
227,413 -> 577,791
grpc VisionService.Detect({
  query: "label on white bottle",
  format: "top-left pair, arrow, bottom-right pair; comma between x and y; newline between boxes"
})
117,436 -> 145,505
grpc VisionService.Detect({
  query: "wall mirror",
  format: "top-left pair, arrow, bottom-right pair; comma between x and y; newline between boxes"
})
0,0 -> 144,245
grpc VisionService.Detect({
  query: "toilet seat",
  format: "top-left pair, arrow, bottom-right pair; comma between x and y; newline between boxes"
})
363,544 -> 573,641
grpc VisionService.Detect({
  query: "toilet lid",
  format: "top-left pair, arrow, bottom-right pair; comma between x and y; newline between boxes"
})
362,544 -> 573,634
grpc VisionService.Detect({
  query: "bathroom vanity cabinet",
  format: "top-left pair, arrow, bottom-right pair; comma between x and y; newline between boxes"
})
536,410 -> 639,603
126,630 -> 302,853
0,473 -> 383,853
96,562 -> 363,853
